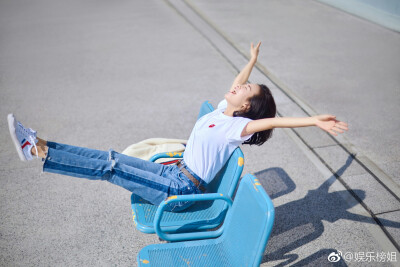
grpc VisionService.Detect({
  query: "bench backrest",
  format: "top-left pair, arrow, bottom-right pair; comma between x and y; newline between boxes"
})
221,174 -> 275,266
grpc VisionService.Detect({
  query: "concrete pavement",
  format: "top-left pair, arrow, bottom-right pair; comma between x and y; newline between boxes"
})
0,0 -> 399,266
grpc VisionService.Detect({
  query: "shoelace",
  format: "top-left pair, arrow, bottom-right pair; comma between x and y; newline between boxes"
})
29,135 -> 39,159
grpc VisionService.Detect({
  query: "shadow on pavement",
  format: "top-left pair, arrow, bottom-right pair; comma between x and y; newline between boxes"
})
255,155 -> 400,266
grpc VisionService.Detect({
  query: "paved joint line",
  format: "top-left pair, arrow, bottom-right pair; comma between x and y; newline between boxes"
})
375,209 -> 400,216
310,144 -> 339,149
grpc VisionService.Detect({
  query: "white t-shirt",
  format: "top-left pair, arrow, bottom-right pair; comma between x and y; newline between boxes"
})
183,100 -> 253,184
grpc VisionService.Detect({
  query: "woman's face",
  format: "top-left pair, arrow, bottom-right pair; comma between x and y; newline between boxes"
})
225,83 -> 261,112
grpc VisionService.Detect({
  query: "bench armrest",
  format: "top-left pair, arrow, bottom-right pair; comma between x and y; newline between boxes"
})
149,152 -> 184,162
154,193 -> 233,242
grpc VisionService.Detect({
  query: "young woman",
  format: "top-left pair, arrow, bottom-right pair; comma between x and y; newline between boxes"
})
7,42 -> 348,211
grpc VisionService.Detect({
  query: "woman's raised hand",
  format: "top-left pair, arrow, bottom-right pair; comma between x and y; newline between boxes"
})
314,115 -> 348,136
250,42 -> 261,60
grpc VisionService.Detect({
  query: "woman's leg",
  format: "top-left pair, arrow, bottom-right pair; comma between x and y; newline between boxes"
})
42,146 -> 185,205
33,139 -> 197,209
33,138 -> 165,175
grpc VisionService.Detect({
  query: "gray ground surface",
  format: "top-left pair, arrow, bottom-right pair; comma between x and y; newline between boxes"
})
1,0 -> 399,266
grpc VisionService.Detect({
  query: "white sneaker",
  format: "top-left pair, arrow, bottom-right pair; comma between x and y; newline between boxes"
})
7,114 -> 39,161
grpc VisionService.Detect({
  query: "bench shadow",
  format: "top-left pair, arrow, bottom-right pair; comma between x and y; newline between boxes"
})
256,155 -> 400,266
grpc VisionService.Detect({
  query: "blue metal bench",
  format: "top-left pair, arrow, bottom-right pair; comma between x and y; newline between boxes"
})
137,174 -> 275,266
131,101 -> 245,236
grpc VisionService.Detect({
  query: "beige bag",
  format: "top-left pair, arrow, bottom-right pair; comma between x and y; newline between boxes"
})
122,138 -> 187,163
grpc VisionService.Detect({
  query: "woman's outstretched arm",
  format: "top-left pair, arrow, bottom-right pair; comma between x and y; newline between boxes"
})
230,42 -> 261,90
242,115 -> 349,137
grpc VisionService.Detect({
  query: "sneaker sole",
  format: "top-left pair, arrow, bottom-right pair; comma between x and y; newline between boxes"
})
7,114 -> 27,161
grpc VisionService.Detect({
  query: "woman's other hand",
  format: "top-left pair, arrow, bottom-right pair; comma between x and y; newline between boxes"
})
250,42 -> 261,60
314,115 -> 348,136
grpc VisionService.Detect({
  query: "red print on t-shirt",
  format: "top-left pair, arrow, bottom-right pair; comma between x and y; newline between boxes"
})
209,124 -> 215,128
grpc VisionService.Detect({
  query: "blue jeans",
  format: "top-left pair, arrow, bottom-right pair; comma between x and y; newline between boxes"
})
42,141 -> 202,211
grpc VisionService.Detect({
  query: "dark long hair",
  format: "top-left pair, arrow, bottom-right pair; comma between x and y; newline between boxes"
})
233,84 -> 276,146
